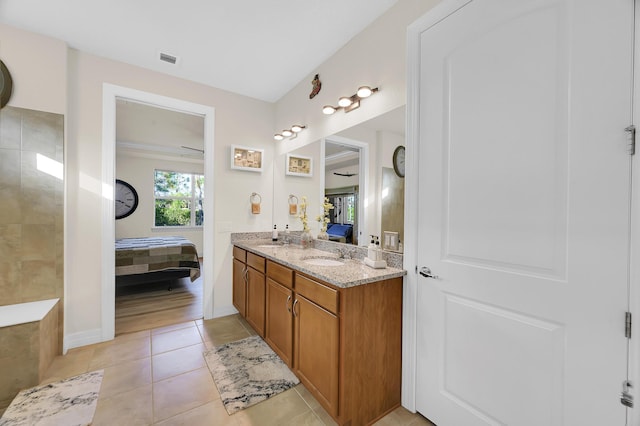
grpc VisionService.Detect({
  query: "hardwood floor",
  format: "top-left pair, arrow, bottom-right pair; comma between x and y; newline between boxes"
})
115,275 -> 203,335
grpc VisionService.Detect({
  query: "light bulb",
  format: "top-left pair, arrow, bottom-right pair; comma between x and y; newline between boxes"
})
274,134 -> 284,141
338,97 -> 353,107
323,105 -> 337,115
282,129 -> 293,137
356,86 -> 373,98
291,125 -> 304,132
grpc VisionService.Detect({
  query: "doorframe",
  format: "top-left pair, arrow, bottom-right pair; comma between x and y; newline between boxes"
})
405,0 -> 638,418
101,84 -> 215,341
630,2 -> 639,425
323,135 -> 369,245
403,0 -> 472,411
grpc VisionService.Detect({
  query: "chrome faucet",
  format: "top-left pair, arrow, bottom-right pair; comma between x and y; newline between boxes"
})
337,248 -> 351,259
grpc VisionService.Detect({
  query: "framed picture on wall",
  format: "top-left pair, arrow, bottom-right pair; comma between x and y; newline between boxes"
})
231,145 -> 264,172
286,153 -> 313,177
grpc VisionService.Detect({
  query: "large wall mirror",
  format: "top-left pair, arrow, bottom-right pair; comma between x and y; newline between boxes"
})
273,105 -> 405,250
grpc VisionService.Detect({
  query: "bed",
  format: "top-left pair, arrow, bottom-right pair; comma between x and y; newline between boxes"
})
115,236 -> 201,287
326,223 -> 353,244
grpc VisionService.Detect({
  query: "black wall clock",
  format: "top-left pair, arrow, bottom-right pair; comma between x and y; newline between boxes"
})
392,145 -> 405,178
0,59 -> 13,109
115,179 -> 139,219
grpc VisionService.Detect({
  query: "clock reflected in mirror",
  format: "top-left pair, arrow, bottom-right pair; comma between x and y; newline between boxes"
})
115,179 -> 139,219
392,145 -> 405,178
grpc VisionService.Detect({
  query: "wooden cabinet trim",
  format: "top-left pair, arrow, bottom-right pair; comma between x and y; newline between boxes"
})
267,260 -> 293,288
233,246 -> 246,263
265,278 -> 294,366
295,274 -> 338,315
247,252 -> 266,273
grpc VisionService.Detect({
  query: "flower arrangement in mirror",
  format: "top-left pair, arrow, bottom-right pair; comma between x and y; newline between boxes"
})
299,196 -> 313,248
316,197 -> 334,240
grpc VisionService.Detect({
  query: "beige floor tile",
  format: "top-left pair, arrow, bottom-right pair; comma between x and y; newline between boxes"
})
89,335 -> 151,370
152,343 -> 207,382
233,388 -> 310,426
114,329 -> 151,342
373,406 -> 436,426
236,315 -> 258,336
286,410 -> 326,425
153,367 -> 219,422
198,315 -> 251,346
151,320 -> 198,336
40,347 -> 95,384
92,384 -> 153,426
151,326 -> 203,355
99,357 -> 152,400
295,384 -> 337,425
155,399 -> 237,426
409,414 -> 437,426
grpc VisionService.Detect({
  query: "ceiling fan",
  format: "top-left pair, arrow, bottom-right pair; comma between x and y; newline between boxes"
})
333,172 -> 358,177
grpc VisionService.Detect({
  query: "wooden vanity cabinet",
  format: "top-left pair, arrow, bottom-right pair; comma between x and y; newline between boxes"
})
232,247 -> 247,316
294,275 -> 340,417
245,252 -> 266,337
233,246 -> 403,426
233,247 -> 266,337
265,261 -> 294,366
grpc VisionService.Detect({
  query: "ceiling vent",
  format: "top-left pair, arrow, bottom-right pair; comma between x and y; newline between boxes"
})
159,52 -> 179,65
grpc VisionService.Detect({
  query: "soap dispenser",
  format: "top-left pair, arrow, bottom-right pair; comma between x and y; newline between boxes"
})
284,224 -> 290,245
272,225 -> 278,242
367,235 -> 376,261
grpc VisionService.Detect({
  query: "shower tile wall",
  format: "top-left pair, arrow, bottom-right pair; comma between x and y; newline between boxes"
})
0,105 -> 64,341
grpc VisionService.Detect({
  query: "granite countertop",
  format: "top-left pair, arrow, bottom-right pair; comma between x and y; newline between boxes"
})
234,240 -> 406,288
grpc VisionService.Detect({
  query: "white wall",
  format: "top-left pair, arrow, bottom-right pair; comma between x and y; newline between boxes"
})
115,153 -> 205,254
325,164 -> 360,189
66,49 -> 275,345
0,24 -> 66,115
2,0 -> 442,349
273,141 -> 323,234
274,0 -> 437,243
274,0 -> 439,155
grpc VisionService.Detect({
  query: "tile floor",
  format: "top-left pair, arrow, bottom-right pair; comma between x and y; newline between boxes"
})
36,314 -> 434,425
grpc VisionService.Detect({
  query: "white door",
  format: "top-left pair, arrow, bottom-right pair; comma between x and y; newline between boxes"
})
412,0 -> 633,425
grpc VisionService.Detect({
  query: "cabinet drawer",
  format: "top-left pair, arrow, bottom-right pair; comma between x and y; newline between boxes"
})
247,252 -> 266,273
267,260 -> 293,289
233,246 -> 246,263
295,274 -> 338,315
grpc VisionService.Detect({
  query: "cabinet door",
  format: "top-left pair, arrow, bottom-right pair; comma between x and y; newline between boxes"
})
246,267 -> 266,337
232,258 -> 246,317
294,295 -> 339,417
265,278 -> 293,366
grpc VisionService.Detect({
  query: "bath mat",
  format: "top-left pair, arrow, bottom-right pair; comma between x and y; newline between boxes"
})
203,335 -> 299,415
0,370 -> 103,426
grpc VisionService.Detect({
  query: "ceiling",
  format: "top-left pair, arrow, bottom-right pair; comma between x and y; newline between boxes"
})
0,0 -> 398,102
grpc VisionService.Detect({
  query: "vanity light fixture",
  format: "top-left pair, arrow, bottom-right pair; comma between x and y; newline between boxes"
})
274,124 -> 306,141
322,85 -> 379,115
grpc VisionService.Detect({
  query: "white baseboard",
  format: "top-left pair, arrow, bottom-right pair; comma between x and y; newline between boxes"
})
212,305 -> 238,319
64,328 -> 105,351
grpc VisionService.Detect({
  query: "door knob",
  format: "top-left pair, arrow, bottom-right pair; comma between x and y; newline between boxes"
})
419,267 -> 439,279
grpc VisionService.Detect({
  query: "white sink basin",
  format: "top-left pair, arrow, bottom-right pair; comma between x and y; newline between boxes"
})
255,244 -> 282,248
303,258 -> 344,267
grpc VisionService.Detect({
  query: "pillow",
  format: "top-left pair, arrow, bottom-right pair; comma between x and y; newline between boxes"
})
327,224 -> 352,237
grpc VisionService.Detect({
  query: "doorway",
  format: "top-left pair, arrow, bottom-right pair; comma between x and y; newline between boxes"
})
406,0 -> 634,424
323,135 -> 369,245
101,84 -> 215,341
114,99 -> 206,334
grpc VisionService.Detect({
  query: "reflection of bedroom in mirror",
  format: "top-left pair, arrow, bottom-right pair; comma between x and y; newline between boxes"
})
324,141 -> 361,245
114,98 -> 205,335
324,105 -> 405,248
